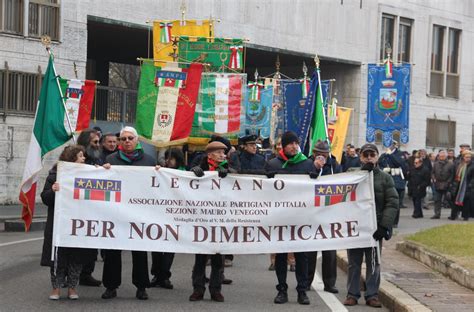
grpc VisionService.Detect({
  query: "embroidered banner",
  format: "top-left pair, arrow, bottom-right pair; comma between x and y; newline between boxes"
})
53,162 -> 378,254
366,64 -> 410,147
241,86 -> 273,138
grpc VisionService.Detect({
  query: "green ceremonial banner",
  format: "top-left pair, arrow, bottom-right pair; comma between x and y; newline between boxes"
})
178,37 -> 245,72
136,60 -> 159,140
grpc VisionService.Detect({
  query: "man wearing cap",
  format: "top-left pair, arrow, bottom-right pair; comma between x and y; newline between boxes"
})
101,126 -> 154,301
307,140 -> 342,294
455,143 -> 471,166
188,140 -> 232,303
343,143 -> 398,308
239,134 -> 266,172
265,131 -> 317,305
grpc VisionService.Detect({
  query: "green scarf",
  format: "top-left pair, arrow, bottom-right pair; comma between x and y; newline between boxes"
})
279,149 -> 307,168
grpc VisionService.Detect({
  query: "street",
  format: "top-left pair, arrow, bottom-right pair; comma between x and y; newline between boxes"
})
0,229 -> 388,311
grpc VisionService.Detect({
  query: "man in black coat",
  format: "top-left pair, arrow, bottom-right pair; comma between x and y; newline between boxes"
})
101,126 -> 154,301
264,131 -> 317,305
343,146 -> 361,172
407,157 -> 431,218
76,128 -> 102,287
100,132 -> 118,163
238,134 -> 266,172
307,140 -> 341,294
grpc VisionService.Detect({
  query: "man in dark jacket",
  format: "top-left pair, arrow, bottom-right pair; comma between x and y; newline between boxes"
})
407,158 -> 431,218
307,140 -> 341,294
100,133 -> 118,163
343,146 -> 361,172
264,131 -> 317,305
431,150 -> 454,219
76,128 -> 102,287
238,134 -> 266,172
101,126 -> 154,301
344,143 -> 399,308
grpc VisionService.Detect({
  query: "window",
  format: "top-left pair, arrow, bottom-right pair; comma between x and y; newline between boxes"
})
0,0 -> 23,35
426,118 -> 456,148
380,14 -> 395,60
28,0 -> 60,40
398,18 -> 412,63
0,64 -> 42,114
429,25 -> 461,98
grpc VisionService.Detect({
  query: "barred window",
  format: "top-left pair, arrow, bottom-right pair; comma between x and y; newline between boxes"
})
0,0 -> 23,35
426,118 -> 456,148
28,0 -> 60,40
0,64 -> 42,114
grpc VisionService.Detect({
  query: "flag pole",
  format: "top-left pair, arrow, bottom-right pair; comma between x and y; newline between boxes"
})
43,38 -> 76,143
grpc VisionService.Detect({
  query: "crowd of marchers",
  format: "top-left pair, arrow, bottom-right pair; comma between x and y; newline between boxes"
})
39,126 -> 473,308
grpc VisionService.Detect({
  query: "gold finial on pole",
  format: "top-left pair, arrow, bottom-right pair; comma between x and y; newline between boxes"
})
254,68 -> 259,82
169,37 -> 179,61
273,55 -> 281,79
73,62 -> 78,79
314,54 -> 320,69
385,43 -> 392,60
40,35 -> 51,52
302,61 -> 308,79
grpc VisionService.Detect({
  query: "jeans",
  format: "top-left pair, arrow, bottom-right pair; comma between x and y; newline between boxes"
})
412,196 -> 423,217
275,252 -> 308,292
433,190 -> 446,217
346,244 -> 381,301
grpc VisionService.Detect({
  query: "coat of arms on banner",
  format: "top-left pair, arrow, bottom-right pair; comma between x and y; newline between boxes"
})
158,111 -> 173,128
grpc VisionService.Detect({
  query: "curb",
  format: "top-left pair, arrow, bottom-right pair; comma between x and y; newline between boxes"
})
396,241 -> 474,291
336,251 -> 431,312
4,218 -> 46,232
0,214 -> 47,222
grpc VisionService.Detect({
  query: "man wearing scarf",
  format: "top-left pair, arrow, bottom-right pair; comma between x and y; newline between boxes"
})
188,141 -> 233,303
448,150 -> 473,221
101,126 -> 154,301
264,131 -> 317,305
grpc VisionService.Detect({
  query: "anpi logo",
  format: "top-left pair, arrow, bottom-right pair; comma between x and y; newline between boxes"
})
74,178 -> 121,203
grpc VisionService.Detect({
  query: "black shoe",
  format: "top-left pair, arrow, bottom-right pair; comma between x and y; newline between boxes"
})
297,291 -> 310,305
101,288 -> 117,299
448,216 -> 456,220
324,286 -> 339,294
222,278 -> 233,285
210,291 -> 225,302
136,288 -> 148,300
430,215 -> 440,219
80,274 -> 102,287
150,277 -> 173,289
274,290 -> 288,304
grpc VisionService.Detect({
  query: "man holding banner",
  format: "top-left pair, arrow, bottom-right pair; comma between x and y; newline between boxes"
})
265,131 -> 317,305
101,127 -> 155,301
343,143 -> 398,308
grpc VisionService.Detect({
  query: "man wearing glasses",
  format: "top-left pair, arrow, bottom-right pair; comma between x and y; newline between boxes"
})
343,143 -> 399,308
101,126 -> 154,300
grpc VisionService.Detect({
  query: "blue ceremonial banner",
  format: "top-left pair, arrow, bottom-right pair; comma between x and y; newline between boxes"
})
241,86 -> 273,138
366,64 -> 410,147
282,75 -> 317,150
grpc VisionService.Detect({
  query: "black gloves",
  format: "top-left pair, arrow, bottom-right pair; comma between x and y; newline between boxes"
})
265,171 -> 276,179
373,226 -> 391,241
308,171 -> 319,179
191,166 -> 204,177
217,167 -> 228,178
361,162 -> 375,172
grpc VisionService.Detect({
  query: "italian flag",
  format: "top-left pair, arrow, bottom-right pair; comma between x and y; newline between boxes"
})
19,55 -> 71,231
384,58 -> 393,78
136,60 -> 203,146
201,74 -> 242,134
59,78 -> 96,133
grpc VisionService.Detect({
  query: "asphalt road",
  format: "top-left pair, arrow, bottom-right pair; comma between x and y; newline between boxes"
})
0,230 -> 389,312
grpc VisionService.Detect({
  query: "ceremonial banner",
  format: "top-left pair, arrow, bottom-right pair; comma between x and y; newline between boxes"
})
190,73 -> 246,144
328,107 -> 352,163
153,20 -> 213,67
54,162 -> 378,254
20,55 -> 71,231
178,37 -> 245,72
241,86 -> 273,138
265,78 -> 285,145
367,64 -> 410,147
59,79 -> 96,133
136,60 -> 203,146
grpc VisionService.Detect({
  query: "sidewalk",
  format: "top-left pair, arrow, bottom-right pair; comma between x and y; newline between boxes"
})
0,204 -> 47,221
339,200 -> 474,311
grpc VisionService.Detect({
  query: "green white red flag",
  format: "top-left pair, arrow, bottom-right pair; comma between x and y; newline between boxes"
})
59,78 -> 96,133
136,60 -> 203,146
20,55 -> 72,231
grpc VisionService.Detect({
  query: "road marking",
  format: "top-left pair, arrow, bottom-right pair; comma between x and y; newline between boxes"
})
0,237 -> 44,247
311,255 -> 348,312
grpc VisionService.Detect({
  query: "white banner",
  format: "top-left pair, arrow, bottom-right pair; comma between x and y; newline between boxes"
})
53,162 -> 378,254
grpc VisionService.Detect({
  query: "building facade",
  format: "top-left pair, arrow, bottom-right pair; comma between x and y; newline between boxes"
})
1,0 -> 473,204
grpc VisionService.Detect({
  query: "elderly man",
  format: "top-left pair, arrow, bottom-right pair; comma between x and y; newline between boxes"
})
239,134 -> 266,172
264,131 -> 317,305
344,143 -> 399,308
101,126 -> 154,300
431,150 -> 454,219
